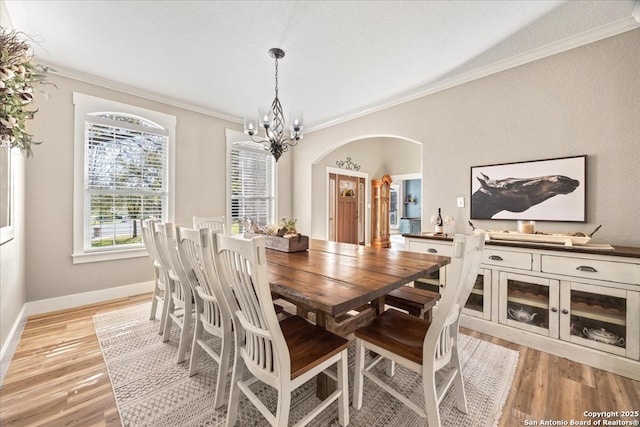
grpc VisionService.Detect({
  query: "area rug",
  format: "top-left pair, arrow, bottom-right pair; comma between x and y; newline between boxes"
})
94,302 -> 519,426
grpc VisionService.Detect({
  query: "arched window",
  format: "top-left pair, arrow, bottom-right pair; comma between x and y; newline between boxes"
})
73,93 -> 175,263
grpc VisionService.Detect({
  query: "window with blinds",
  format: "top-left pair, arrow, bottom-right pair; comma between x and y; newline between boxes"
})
229,141 -> 275,234
85,113 -> 168,250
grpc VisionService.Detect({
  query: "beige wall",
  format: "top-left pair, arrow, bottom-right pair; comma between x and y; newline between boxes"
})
294,28 -> 640,247
0,0 -> 27,363
24,74 -> 293,301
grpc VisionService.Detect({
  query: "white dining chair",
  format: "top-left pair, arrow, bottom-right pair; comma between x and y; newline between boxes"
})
210,232 -> 350,427
175,225 -> 233,409
152,222 -> 194,364
141,219 -> 169,333
193,215 -> 226,234
353,233 -> 485,427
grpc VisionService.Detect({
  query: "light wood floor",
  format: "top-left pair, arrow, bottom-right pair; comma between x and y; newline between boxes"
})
1,293 -> 638,426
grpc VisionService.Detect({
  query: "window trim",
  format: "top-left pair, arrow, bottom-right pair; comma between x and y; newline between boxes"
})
72,93 -> 176,263
225,128 -> 277,234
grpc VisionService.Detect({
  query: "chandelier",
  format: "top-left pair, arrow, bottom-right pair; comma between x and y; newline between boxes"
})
243,48 -> 303,162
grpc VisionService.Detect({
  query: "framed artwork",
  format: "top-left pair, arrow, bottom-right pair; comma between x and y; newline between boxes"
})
470,155 -> 587,222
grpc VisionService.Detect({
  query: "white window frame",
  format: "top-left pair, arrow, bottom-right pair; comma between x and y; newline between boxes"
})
72,93 -> 175,263
225,128 -> 277,234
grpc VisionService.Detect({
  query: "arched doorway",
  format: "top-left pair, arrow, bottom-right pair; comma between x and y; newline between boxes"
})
310,135 -> 422,245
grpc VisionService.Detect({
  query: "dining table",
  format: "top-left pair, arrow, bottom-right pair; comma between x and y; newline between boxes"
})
263,238 -> 450,396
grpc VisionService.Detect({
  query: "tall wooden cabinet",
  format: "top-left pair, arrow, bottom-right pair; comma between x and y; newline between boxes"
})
371,175 -> 392,248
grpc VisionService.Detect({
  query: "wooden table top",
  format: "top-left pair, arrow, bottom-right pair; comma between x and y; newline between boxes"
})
265,239 -> 450,318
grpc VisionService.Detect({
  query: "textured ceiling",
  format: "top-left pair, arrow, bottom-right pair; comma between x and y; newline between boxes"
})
4,0 -> 639,131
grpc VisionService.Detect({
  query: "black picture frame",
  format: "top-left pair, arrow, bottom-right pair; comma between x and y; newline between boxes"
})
470,155 -> 587,222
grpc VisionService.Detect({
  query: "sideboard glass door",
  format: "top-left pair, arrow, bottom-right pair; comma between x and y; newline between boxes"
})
560,281 -> 638,359
463,268 -> 491,320
499,272 -> 560,338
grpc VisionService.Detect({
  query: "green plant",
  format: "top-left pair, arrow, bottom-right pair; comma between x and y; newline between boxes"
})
280,217 -> 298,235
1,27 -> 53,157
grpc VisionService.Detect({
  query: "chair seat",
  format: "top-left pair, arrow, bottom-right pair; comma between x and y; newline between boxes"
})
280,315 -> 349,380
354,309 -> 429,365
386,286 -> 440,319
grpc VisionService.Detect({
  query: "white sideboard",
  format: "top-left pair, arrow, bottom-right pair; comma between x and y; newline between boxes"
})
403,233 -> 640,380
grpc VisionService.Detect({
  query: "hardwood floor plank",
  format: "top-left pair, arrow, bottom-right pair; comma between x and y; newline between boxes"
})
1,295 -> 638,426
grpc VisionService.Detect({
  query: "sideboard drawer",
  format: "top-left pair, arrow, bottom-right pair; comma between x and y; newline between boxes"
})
482,248 -> 532,270
408,240 -> 452,257
541,255 -> 640,284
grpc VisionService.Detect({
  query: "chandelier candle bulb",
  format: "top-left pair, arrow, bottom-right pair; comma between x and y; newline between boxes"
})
259,106 -> 272,127
244,118 -> 257,135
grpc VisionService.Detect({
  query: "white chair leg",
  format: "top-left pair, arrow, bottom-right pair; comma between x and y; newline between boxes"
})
424,371 -> 441,427
226,357 -> 246,427
162,298 -> 174,342
158,283 -> 170,335
353,339 -> 365,410
176,304 -> 192,363
188,315 -> 203,376
337,350 -> 350,426
275,388 -> 291,427
214,332 -> 233,409
149,288 -> 159,320
385,359 -> 395,377
451,343 -> 468,413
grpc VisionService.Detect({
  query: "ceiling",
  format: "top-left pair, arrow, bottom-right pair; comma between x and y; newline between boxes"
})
4,1 -> 639,131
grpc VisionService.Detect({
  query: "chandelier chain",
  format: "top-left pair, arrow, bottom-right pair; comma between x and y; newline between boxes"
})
274,57 -> 279,99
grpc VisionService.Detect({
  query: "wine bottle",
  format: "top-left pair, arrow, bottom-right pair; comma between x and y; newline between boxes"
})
435,208 -> 444,235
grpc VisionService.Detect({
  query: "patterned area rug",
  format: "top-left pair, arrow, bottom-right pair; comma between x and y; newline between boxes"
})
94,302 -> 518,426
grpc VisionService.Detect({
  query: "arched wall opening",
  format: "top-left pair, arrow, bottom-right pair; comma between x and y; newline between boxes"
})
309,134 -> 423,244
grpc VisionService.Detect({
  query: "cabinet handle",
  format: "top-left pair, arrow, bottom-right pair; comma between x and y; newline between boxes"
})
576,265 -> 597,273
488,255 -> 503,261
551,307 -> 558,313
427,248 -> 438,253
562,309 -> 569,314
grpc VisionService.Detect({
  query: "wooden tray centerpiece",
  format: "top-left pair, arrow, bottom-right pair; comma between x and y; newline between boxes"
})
243,217 -> 309,253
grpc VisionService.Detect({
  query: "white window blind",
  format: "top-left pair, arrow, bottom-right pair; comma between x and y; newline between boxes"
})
85,114 -> 168,250
229,141 -> 275,233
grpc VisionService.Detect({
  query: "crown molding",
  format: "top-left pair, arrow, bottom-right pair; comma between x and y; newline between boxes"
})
37,60 -> 243,125
35,13 -> 640,134
309,15 -> 640,133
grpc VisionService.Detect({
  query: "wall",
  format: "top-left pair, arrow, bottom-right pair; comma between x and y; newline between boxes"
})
24,74 -> 293,302
0,0 -> 27,373
294,28 -> 640,247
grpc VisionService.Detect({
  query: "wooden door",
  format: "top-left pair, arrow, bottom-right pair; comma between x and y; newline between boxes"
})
329,173 -> 364,245
338,175 -> 358,244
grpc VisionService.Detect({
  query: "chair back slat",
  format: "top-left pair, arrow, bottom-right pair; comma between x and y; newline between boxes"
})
194,216 -> 226,234
176,226 -> 227,329
142,219 -> 159,263
152,223 -> 175,282
425,233 -> 485,367
211,233 -> 287,381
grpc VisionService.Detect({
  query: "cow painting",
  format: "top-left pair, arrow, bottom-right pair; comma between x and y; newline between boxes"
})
471,174 -> 580,219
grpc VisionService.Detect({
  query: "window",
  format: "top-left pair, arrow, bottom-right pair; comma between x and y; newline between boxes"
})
73,93 -> 175,263
226,130 -> 276,234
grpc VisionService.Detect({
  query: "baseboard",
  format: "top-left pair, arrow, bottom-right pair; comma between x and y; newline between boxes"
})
0,281 -> 153,386
25,281 -> 154,316
0,304 -> 28,385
